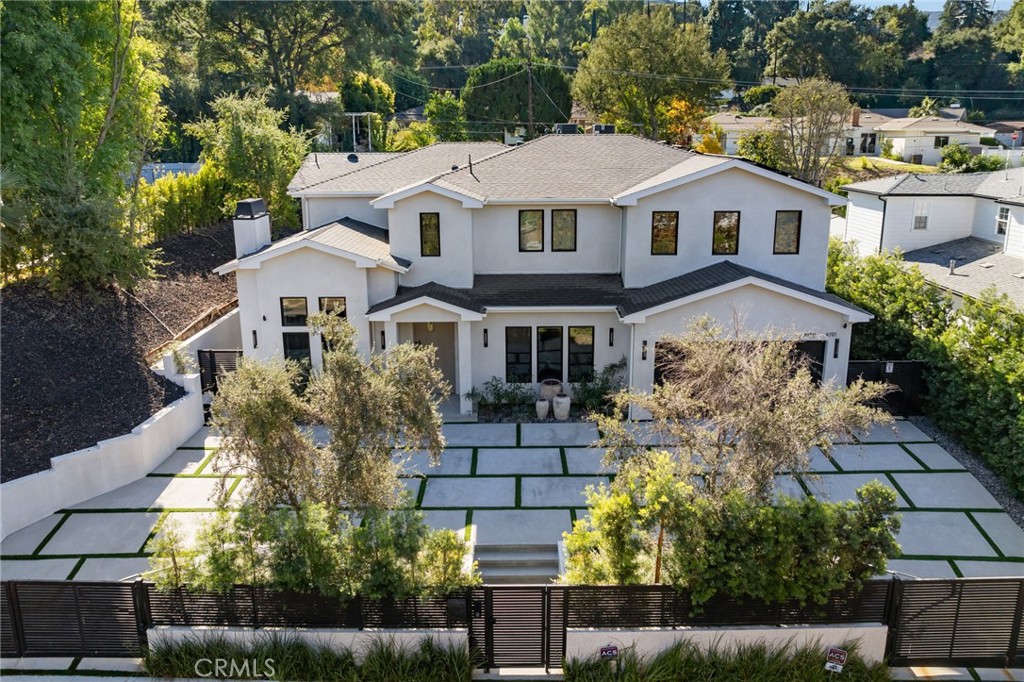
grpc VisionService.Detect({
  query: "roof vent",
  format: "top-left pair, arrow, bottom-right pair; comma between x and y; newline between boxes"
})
593,123 -> 616,135
554,123 -> 581,134
347,153 -> 359,162
452,164 -> 459,171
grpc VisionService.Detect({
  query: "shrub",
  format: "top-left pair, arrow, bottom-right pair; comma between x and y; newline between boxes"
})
466,376 -> 535,420
572,357 -> 627,415
132,163 -> 228,242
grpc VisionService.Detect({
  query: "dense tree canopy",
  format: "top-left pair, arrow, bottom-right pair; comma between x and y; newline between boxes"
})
461,58 -> 571,133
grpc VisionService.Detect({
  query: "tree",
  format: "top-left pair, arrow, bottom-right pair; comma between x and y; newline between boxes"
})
388,122 -> 437,151
416,0 -> 517,89
731,0 -> 799,84
741,84 -> 782,111
187,92 -> 309,227
424,91 -> 469,141
572,7 -> 731,139
737,128 -> 783,170
491,16 -> 530,61
772,79 -> 851,186
523,0 -> 590,67
461,59 -> 571,134
930,28 -> 1011,96
594,317 -> 892,503
996,0 -> 1024,80
763,2 -> 872,85
873,3 -> 930,55
937,0 -> 993,33
908,95 -> 942,117
938,141 -> 1008,173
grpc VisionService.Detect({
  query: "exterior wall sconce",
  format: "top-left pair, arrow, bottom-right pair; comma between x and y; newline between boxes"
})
252,330 -> 258,348
642,340 -> 648,360
609,328 -> 614,347
380,330 -> 386,350
483,329 -> 489,347
426,321 -> 435,332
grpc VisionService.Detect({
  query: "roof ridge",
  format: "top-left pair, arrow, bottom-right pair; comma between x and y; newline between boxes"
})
295,149 -> 417,192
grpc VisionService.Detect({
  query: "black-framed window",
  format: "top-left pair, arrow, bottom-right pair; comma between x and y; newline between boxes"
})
651,211 -> 678,255
537,326 -> 563,382
280,297 -> 308,326
934,136 -> 949,148
552,209 -> 577,252
319,297 -> 347,317
282,332 -> 311,363
860,133 -> 876,154
712,211 -> 740,255
420,212 -> 440,257
505,327 -> 532,383
996,206 -> 1010,235
568,326 -> 595,382
773,211 -> 801,254
519,210 -> 544,252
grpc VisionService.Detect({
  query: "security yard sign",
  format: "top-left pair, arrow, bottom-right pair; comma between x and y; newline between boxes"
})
600,645 -> 619,660
825,647 -> 848,673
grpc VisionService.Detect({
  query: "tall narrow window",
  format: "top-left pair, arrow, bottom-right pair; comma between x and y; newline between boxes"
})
996,206 -> 1010,236
913,201 -> 929,230
280,297 -> 307,326
552,209 -> 577,252
537,327 -> 563,382
712,211 -> 740,255
651,211 -> 678,255
505,327 -> 532,383
319,297 -> 347,317
519,210 -> 544,252
420,212 -> 440,256
282,332 -> 311,364
773,211 -> 802,254
568,326 -> 595,382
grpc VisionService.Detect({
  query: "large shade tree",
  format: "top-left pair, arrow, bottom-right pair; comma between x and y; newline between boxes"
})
771,79 -> 852,186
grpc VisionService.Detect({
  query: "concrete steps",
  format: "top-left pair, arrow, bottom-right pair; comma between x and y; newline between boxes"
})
476,544 -> 559,585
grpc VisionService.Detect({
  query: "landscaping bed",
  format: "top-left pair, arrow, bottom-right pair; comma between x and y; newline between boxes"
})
0,222 -> 240,482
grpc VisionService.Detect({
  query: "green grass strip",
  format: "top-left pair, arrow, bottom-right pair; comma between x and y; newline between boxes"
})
515,476 -> 522,508
796,476 -> 813,498
224,476 -> 243,501
569,508 -> 578,525
58,507 -> 233,514
65,557 -> 87,580
147,472 -> 233,479
68,657 -> 81,671
515,423 -> 522,447
139,511 -> 170,554
2,552 -> 152,560
884,473 -> 916,510
176,446 -> 217,451
470,448 -> 478,476
967,667 -> 981,682
414,479 -> 426,508
559,447 -> 569,475
897,443 -> 930,470
193,448 -> 219,475
948,560 -> 964,578
965,512 -> 1005,558
464,510 -> 473,542
31,512 -> 71,556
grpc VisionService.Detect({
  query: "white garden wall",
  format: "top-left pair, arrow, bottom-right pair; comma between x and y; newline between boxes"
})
0,312 -> 241,541
148,626 -> 466,663
566,623 -> 888,664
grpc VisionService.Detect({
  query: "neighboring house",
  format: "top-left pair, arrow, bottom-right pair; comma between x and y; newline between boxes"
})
938,105 -> 968,122
842,169 -> 1024,307
987,120 -> 1024,150
216,135 -> 870,416
705,113 -> 774,155
873,118 -> 996,166
844,109 -> 893,157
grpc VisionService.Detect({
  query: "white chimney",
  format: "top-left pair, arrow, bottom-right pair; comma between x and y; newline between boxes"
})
233,198 -> 272,258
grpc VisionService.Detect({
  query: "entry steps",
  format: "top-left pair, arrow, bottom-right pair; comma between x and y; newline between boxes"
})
475,544 -> 559,585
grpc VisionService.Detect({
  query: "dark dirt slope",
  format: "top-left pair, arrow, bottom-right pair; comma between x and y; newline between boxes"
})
1,222 -> 238,482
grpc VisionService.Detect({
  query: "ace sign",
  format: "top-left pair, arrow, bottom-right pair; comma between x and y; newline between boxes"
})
825,647 -> 848,673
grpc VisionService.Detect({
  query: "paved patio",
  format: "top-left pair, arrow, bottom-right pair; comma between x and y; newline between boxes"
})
2,419 -> 1022,582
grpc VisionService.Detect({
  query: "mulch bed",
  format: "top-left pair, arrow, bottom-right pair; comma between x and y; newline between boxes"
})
0,222 -> 241,482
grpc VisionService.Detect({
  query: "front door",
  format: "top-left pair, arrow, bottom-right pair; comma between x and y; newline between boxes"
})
412,322 -> 457,393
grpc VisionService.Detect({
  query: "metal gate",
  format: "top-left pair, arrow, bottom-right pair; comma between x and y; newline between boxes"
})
847,360 -> 928,416
470,586 -> 565,671
197,349 -> 243,395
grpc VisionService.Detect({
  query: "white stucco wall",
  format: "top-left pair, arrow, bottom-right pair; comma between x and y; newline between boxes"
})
388,194 -> 474,288
1004,205 -> 1024,258
629,284 -> 854,397
472,204 -> 621,274
972,197 -> 1016,247
888,132 -> 981,166
844,193 -> 885,256
237,247 -> 375,366
468,311 -> 630,393
880,196 -> 975,253
622,168 -> 833,290
565,624 -> 888,665
303,196 -> 386,230
367,267 -> 398,307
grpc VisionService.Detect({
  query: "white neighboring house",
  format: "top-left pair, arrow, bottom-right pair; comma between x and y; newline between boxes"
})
216,135 -> 871,416
842,168 -> 1024,308
873,117 -> 996,166
705,113 -> 774,155
844,109 -> 892,157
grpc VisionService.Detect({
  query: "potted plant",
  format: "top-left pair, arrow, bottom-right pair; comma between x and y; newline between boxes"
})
552,392 -> 571,421
540,378 -> 562,401
536,397 -> 550,420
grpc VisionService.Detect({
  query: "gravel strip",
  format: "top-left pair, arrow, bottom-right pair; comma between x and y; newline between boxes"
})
909,415 -> 1024,529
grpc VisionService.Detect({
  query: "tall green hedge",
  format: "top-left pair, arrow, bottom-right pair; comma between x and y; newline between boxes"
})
132,163 -> 228,242
827,239 -> 1024,498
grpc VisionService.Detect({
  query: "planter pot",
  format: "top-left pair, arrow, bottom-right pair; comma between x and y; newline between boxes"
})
536,399 -> 550,420
552,393 -> 571,421
540,378 -> 562,401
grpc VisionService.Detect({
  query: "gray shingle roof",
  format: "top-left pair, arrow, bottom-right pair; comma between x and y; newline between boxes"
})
844,168 -> 1024,201
903,237 -> 1024,308
289,142 -> 507,194
367,263 -> 867,317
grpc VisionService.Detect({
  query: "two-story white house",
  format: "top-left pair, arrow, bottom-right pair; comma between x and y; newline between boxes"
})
216,135 -> 870,416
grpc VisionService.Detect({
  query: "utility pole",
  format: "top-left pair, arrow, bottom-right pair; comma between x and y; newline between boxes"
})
526,59 -> 535,137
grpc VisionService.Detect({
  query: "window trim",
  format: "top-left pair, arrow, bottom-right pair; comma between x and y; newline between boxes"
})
551,209 -> 577,252
568,326 -> 595,383
505,326 -> 532,383
712,210 -> 741,255
280,297 -> 308,327
650,211 -> 679,256
518,209 -> 545,252
913,200 -> 929,231
318,296 -> 347,317
934,135 -> 949,148
536,326 -> 564,383
282,331 -> 312,363
773,210 -> 802,255
996,206 -> 1010,236
419,212 -> 441,257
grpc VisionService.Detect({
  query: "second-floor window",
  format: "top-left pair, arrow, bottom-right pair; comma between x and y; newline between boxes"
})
552,209 -> 577,252
934,136 -> 949,148
773,211 -> 801,254
651,211 -> 678,255
319,297 -> 347,317
280,297 -> 307,326
712,211 -> 740,255
913,200 -> 929,230
519,210 -> 544,252
996,206 -> 1010,236
420,212 -> 440,257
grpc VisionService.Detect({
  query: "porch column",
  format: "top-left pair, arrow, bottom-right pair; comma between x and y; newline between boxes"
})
384,321 -> 398,353
457,321 -> 473,414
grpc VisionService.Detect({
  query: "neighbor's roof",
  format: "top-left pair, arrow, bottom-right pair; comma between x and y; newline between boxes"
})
843,168 -> 1024,202
873,117 -> 995,134
366,262 -> 869,319
903,237 -> 1024,309
706,113 -> 775,132
288,142 -> 507,194
215,217 -> 410,274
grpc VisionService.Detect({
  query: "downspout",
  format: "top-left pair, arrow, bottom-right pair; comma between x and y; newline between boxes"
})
627,323 -> 636,421
877,195 -> 888,254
